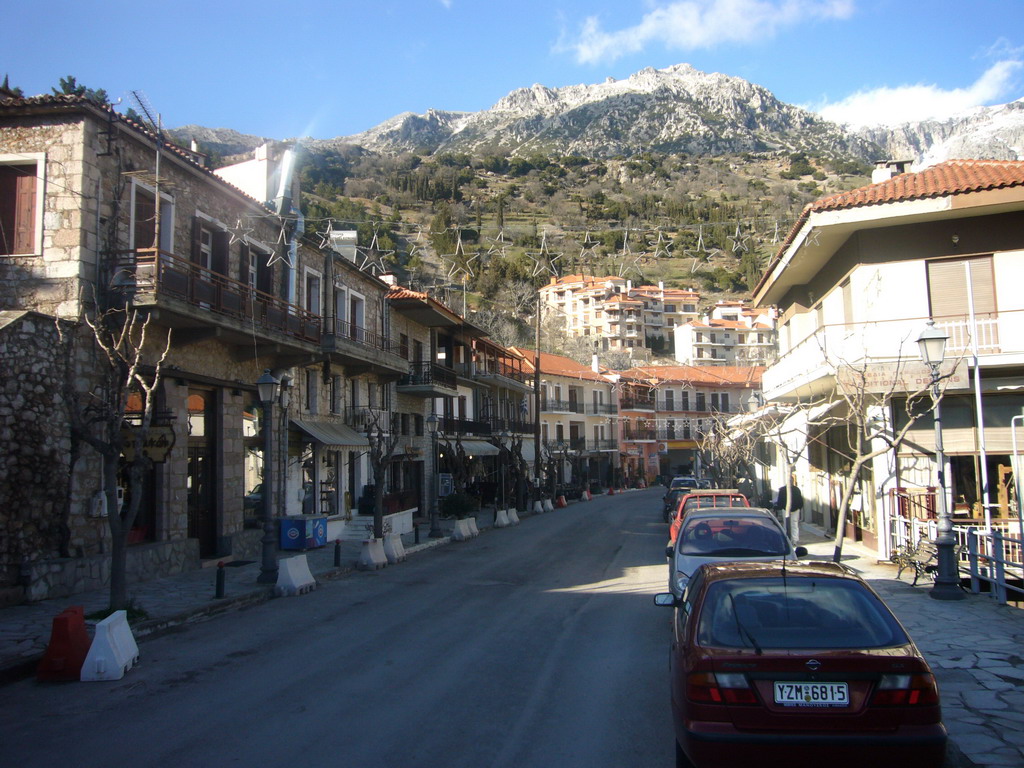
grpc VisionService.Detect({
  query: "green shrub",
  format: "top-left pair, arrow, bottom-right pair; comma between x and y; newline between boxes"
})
440,492 -> 479,519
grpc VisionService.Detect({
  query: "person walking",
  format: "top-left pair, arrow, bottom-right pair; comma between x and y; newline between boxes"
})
773,479 -> 804,544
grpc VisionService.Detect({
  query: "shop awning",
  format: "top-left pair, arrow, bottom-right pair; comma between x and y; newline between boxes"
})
292,419 -> 369,447
458,439 -> 500,457
517,441 -> 536,462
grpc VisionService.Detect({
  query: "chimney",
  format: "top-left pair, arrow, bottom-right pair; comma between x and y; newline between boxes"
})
379,273 -> 398,286
872,160 -> 912,184
592,353 -> 600,373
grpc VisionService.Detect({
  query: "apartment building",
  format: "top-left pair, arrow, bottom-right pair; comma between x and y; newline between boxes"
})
674,300 -> 777,365
753,159 -> 1024,555
538,275 -> 700,352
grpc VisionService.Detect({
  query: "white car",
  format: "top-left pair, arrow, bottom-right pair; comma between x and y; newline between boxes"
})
665,508 -> 807,598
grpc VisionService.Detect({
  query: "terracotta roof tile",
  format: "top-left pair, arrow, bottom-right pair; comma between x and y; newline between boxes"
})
812,159 -> 1024,213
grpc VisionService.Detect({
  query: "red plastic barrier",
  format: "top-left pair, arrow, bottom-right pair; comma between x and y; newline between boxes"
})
38,606 -> 92,681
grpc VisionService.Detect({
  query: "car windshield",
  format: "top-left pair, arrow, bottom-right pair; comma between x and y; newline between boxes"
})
679,518 -> 788,556
683,496 -> 740,512
697,577 -> 910,650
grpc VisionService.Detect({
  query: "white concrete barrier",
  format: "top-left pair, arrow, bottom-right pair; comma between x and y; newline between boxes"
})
382,532 -> 407,564
533,500 -> 544,514
358,538 -> 388,570
543,498 -> 554,512
467,517 -> 480,537
508,508 -> 520,525
495,509 -> 510,528
276,554 -> 317,596
81,610 -> 139,682
451,518 -> 474,541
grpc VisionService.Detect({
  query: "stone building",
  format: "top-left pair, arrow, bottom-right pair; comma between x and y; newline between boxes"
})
0,95 -> 433,602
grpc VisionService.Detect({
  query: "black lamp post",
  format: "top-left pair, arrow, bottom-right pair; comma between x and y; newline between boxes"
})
917,321 -> 964,600
427,411 -> 443,538
257,369 -> 280,584
499,429 -> 510,512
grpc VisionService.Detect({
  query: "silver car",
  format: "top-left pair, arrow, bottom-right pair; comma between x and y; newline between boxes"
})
665,508 -> 807,598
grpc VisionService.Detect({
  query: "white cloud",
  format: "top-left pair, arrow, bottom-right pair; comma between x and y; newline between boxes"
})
814,60 -> 1023,128
563,0 -> 854,65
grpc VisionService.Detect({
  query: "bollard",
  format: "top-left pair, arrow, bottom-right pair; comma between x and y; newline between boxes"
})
215,562 -> 226,599
334,539 -> 342,568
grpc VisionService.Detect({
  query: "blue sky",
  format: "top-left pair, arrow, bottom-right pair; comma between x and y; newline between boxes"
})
5,0 -> 1023,139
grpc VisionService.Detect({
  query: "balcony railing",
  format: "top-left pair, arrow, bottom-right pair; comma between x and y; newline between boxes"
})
622,427 -> 658,441
439,416 -> 492,436
476,359 -> 528,383
541,399 -> 584,414
126,248 -> 320,344
322,317 -> 397,356
586,403 -> 618,415
489,417 -> 533,434
620,394 -> 656,410
398,361 -> 457,390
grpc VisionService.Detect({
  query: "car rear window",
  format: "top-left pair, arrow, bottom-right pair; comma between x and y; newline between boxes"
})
679,518 -> 788,556
697,577 -> 909,650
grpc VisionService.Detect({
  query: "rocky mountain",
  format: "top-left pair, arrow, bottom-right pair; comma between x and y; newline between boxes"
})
168,63 -> 1023,168
858,98 -> 1024,166
333,64 -> 874,159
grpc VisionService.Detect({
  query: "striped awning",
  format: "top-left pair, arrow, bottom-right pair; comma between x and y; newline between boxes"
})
457,439 -> 500,457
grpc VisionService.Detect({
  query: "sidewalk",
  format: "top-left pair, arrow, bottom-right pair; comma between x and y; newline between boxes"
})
0,513 -> 474,684
798,523 -> 1024,768
2,504 -> 1022,767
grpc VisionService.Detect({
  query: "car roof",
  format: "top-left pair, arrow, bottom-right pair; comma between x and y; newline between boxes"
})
697,560 -> 859,583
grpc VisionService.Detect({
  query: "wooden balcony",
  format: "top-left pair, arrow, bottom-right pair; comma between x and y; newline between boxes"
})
124,248 -> 319,361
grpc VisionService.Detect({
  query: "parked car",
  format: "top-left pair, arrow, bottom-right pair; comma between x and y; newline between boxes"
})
662,488 -> 688,522
654,561 -> 947,768
668,491 -> 750,545
669,476 -> 700,492
665,508 -> 804,598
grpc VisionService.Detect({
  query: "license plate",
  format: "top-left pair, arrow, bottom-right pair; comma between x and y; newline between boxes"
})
773,682 -> 849,707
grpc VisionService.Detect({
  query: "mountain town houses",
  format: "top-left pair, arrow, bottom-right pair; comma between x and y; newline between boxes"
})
3,92 -> 1023,605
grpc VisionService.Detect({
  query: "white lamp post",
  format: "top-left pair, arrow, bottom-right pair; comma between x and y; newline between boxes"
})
256,369 -> 280,584
916,321 -> 964,600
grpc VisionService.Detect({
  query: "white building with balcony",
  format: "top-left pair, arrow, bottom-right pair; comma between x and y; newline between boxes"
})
753,159 -> 1024,556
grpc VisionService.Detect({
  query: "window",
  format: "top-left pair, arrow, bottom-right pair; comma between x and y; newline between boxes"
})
192,215 -> 229,275
306,370 -> 318,414
927,256 -> 995,320
131,181 -> 174,253
664,390 -> 675,410
696,392 -> 706,411
681,391 -> 689,410
0,154 -> 44,256
304,270 -> 322,315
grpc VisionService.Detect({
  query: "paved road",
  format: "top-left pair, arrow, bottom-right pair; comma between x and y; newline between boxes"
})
0,493 -> 673,768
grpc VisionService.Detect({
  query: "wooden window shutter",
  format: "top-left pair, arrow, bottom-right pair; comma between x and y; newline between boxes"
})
212,229 -> 229,275
927,256 -> 995,320
0,165 -> 36,255
239,244 -> 250,284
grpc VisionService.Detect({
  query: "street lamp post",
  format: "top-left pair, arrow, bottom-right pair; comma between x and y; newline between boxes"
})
427,411 -> 443,538
257,369 -> 280,584
499,429 -> 510,514
917,321 -> 964,600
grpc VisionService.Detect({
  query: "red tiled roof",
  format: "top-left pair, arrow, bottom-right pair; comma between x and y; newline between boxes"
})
508,348 -> 610,382
620,365 -> 763,387
811,159 -> 1024,213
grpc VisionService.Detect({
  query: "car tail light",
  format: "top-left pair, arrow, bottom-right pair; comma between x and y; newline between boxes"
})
871,673 -> 940,706
686,672 -> 757,705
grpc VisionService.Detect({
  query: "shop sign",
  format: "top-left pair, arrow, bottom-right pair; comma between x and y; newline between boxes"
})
121,425 -> 176,463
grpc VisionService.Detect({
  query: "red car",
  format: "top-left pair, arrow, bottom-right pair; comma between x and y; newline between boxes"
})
668,491 -> 749,545
654,561 -> 946,768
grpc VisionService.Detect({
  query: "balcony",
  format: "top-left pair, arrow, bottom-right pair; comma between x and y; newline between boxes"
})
489,417 -> 533,435
620,394 -> 656,411
762,313 -> 1018,401
622,426 -> 658,441
439,416 -> 492,436
586,403 -> 617,415
397,361 -> 458,397
126,248 -> 319,355
320,317 -> 409,377
542,399 -> 584,414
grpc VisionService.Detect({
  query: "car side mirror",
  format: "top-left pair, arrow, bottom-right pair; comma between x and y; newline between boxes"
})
653,593 -> 677,608
795,546 -> 808,557
665,545 -> 674,559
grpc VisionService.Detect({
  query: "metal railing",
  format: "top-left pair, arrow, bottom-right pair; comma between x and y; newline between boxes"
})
125,248 -> 321,343
398,361 -> 457,390
322,317 -> 398,356
541,399 -> 584,413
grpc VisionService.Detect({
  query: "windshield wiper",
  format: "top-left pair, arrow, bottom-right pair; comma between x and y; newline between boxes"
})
728,594 -> 762,655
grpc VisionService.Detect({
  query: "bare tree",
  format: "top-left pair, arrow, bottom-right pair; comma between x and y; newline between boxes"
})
60,305 -> 172,611
364,408 -> 402,540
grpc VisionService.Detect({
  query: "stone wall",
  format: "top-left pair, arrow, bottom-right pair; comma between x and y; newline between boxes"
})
0,311 -> 73,595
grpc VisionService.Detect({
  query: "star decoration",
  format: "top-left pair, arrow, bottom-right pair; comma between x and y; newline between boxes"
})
227,218 -> 254,246
729,224 -> 750,254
